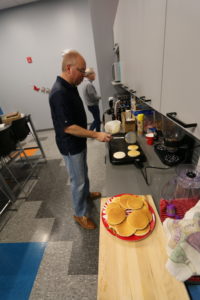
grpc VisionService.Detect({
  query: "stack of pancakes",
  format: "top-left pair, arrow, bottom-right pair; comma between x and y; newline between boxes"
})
106,195 -> 153,237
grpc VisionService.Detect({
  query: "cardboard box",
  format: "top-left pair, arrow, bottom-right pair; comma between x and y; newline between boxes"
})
121,111 -> 136,133
2,112 -> 21,124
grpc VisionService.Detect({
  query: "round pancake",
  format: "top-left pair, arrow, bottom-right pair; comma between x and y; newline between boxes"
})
128,145 -> 139,151
141,203 -> 153,222
112,197 -> 121,204
134,224 -> 150,236
106,202 -> 121,214
107,206 -> 126,225
127,150 -> 140,157
113,151 -> 126,159
126,195 -> 144,210
118,194 -> 134,209
113,218 -> 137,237
127,210 -> 149,230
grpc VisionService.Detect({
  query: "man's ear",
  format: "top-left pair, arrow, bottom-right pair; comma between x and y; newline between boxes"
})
65,64 -> 71,73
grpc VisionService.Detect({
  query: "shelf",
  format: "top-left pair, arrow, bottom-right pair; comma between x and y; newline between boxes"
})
111,81 -> 122,86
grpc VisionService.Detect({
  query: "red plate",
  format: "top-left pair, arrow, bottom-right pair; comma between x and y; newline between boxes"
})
101,193 -> 156,241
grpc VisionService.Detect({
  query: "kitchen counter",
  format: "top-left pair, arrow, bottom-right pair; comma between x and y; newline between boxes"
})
97,196 -> 190,300
105,136 -> 177,211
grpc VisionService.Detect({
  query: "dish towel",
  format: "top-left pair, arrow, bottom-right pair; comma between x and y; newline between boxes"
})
163,200 -> 200,281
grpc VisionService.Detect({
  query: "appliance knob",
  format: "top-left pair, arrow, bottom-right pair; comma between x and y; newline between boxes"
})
186,171 -> 196,178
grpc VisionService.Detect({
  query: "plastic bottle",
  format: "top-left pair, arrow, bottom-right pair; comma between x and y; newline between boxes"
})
130,95 -> 136,111
137,113 -> 144,135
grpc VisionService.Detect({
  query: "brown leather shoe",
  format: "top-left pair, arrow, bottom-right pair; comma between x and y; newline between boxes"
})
73,216 -> 96,229
88,192 -> 102,200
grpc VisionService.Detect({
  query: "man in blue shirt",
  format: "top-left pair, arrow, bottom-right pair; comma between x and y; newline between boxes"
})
49,50 -> 111,229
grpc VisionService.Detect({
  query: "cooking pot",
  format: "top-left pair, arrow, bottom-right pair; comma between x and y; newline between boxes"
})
162,116 -> 185,148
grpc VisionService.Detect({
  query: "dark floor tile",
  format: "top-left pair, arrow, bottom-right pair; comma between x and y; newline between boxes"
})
68,231 -> 99,275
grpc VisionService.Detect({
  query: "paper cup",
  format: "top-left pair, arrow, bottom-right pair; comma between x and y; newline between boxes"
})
145,133 -> 154,145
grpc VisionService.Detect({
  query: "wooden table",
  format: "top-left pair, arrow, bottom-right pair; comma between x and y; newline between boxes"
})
97,196 -> 190,300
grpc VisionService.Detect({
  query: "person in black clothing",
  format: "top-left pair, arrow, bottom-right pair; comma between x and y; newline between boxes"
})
49,50 -> 111,229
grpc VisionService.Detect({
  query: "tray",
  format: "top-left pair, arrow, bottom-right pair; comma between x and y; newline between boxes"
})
108,133 -> 146,165
101,193 -> 156,241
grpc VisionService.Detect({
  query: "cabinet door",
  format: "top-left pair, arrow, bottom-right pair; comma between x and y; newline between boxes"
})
113,0 -> 142,88
161,0 -> 200,140
139,0 -> 166,110
113,0 -> 166,111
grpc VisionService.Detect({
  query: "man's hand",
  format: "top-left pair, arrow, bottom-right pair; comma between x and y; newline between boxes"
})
64,124 -> 112,142
95,132 -> 112,142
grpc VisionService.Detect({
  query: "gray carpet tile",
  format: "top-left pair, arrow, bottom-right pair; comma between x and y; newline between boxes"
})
0,130 -> 107,298
29,241 -> 98,300
0,201 -> 54,243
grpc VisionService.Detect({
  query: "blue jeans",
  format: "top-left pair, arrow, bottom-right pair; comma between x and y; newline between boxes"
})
63,149 -> 90,217
88,105 -> 101,132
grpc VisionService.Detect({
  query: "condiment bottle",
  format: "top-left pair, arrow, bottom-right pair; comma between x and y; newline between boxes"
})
137,113 -> 144,135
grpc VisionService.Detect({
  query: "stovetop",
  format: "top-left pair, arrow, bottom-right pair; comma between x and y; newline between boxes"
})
154,143 -> 186,166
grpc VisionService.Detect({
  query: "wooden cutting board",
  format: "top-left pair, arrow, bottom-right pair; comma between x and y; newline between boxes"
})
97,195 -> 190,300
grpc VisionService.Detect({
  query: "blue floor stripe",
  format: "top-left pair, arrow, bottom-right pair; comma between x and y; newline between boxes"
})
186,284 -> 200,300
0,242 -> 47,300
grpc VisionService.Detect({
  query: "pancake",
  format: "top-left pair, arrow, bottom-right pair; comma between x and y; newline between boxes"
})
127,150 -> 140,157
113,218 -> 137,237
126,195 -> 144,210
107,206 -> 126,225
112,197 -> 121,204
127,210 -> 149,230
128,145 -> 139,151
118,194 -> 133,209
113,151 -> 126,159
135,224 -> 150,236
106,202 -> 121,214
142,205 -> 153,222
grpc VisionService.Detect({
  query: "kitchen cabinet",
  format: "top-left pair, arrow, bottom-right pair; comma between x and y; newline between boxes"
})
113,0 -> 200,141
113,0 -> 166,111
161,0 -> 200,140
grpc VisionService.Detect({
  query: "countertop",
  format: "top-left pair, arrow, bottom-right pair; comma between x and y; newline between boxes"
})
105,136 -> 177,211
97,196 -> 189,300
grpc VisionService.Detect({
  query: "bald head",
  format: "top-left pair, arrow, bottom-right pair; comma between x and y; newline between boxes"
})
61,50 -> 86,86
62,50 -> 84,72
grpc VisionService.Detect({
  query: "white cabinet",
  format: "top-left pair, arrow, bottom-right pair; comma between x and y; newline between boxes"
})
161,0 -> 200,140
137,0 -> 166,111
113,0 -> 200,141
113,0 -> 166,111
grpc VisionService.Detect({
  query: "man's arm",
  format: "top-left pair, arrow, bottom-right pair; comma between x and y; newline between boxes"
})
64,124 -> 112,142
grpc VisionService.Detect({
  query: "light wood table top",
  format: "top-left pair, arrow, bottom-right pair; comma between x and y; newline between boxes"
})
97,195 -> 190,300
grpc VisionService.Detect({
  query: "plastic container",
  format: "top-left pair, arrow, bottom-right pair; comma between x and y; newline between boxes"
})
137,114 -> 144,135
161,164 -> 200,203
105,120 -> 121,134
160,164 -> 200,218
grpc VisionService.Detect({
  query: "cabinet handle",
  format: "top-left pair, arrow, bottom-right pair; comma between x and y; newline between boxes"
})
144,99 -> 151,103
166,112 -> 197,128
129,89 -> 136,94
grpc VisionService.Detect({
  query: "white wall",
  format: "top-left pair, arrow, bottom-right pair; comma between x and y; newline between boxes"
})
89,0 -> 119,111
0,0 -> 99,129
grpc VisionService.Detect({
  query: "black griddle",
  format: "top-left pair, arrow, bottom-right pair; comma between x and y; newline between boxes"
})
108,133 -> 146,166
